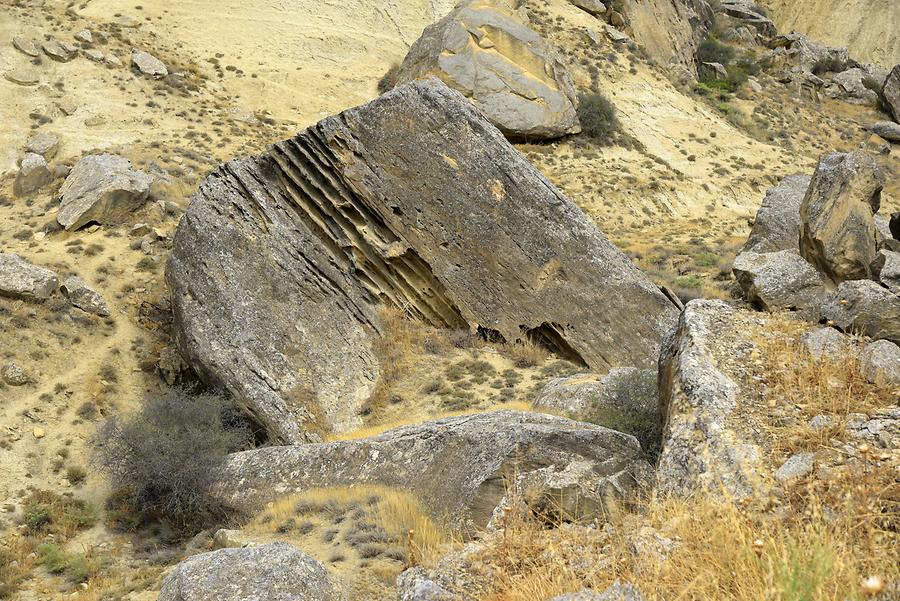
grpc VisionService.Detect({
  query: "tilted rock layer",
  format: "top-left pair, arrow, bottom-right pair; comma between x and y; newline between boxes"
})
167,79 -> 678,443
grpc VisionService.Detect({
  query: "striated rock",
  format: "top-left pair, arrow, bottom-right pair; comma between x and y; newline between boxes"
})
743,175 -> 810,253
14,153 -> 53,197
799,151 -> 884,284
859,340 -> 900,388
42,38 -> 77,62
866,122 -> 900,144
622,0 -> 714,79
131,48 -> 168,77
657,300 -> 768,499
533,368 -> 656,423
393,0 -> 579,139
60,276 -> 110,317
871,250 -> 900,293
57,154 -> 153,230
884,65 -> 900,123
157,542 -> 335,601
547,582 -> 646,601
0,254 -> 59,300
168,79 -> 678,443
212,410 -> 653,525
732,250 -> 827,312
820,280 -> 900,344
26,132 -> 60,159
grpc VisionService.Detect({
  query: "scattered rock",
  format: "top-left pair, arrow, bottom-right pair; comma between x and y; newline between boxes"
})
157,542 -> 336,601
859,340 -> 900,388
57,154 -> 153,230
700,62 -> 728,81
548,582 -> 646,601
533,368 -> 656,422
14,153 -> 53,197
828,68 -> 879,105
2,362 -> 29,386
104,53 -> 123,68
83,49 -> 105,63
397,567 -> 456,601
60,276 -> 110,317
42,38 -> 77,62
809,414 -> 834,432
3,68 -> 40,87
0,253 -> 59,300
820,280 -> 900,344
719,0 -> 776,37
26,132 -> 60,159
742,175 -> 810,254
770,33 -> 851,75
883,65 -> 900,123
569,0 -> 607,15
800,327 -> 853,361
12,36 -> 39,57
846,408 -> 900,449
799,150 -> 884,284
32,427 -> 45,439
774,452 -> 815,483
131,48 -> 168,78
168,79 -> 678,443
212,411 -> 652,525
866,121 -> 900,144
871,250 -> 900,293
732,250 -> 827,312
74,30 -> 93,44
604,25 -> 631,44
393,1 -> 580,139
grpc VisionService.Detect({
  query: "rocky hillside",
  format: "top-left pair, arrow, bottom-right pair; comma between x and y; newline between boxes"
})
764,0 -> 900,66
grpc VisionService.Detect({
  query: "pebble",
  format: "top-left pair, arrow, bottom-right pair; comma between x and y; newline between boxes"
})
33,427 -> 45,439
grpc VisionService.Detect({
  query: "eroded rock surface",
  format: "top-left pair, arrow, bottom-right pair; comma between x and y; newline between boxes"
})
57,154 -> 153,230
742,175 -> 809,254
0,254 -> 59,300
732,249 -> 827,312
820,280 -> 900,344
393,0 -> 580,139
157,542 -> 335,601
168,79 -> 678,443
211,410 -> 653,526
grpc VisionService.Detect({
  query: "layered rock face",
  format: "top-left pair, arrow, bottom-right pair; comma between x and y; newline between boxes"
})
167,79 -> 679,443
741,174 -> 810,254
393,0 -> 580,139
799,151 -> 884,284
622,0 -> 714,78
211,410 -> 653,526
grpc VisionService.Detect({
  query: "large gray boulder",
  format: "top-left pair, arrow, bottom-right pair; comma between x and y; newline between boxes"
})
211,410 -> 653,526
57,154 -> 154,230
829,68 -> 880,105
157,542 -> 335,601
820,280 -> 900,345
769,34 -> 852,74
884,65 -> 900,123
167,79 -> 678,443
392,0 -> 579,139
742,175 -> 810,254
732,250 -> 827,312
0,254 -> 59,300
799,151 -> 884,284
718,0 -> 776,37
657,300 -> 770,499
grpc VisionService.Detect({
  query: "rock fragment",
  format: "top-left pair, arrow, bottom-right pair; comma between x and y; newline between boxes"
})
0,254 -> 59,300
57,154 -> 153,230
12,36 -> 39,57
800,327 -> 853,361
2,362 -> 29,386
548,582 -> 646,601
130,48 -> 168,78
883,65 -> 900,123
860,340 -> 900,388
14,153 -> 53,197
866,121 -> 900,143
820,280 -> 900,344
533,368 -> 656,422
871,249 -> 900,293
26,132 -> 60,159
74,30 -> 93,44
42,38 -> 77,62
732,250 -> 827,312
61,276 -> 110,317
774,452 -> 815,483
742,175 -> 810,253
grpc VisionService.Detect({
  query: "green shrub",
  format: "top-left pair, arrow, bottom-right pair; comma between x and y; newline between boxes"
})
95,388 -> 250,533
697,38 -> 734,65
582,369 -> 659,458
22,491 -> 96,536
37,544 -> 101,583
577,91 -> 620,144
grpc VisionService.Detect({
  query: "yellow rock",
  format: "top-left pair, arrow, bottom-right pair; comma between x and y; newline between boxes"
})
33,427 -> 45,439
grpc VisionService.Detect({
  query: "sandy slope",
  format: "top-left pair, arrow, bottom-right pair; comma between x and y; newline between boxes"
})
764,0 -> 900,67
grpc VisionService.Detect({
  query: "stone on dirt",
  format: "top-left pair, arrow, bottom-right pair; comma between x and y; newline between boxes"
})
14,153 -> 53,197
0,253 -> 59,300
61,276 -> 110,317
57,154 -> 153,230
732,249 -> 827,312
131,48 -> 168,78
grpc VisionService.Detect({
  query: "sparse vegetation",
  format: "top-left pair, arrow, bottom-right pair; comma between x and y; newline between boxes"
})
576,91 -> 620,144
95,388 -> 250,533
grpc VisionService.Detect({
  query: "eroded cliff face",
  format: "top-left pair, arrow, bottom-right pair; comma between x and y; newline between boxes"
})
763,0 -> 900,66
623,0 -> 714,76
167,79 -> 680,443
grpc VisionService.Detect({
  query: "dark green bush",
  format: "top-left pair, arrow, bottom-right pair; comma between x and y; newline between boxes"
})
697,38 -> 735,66
95,388 -> 250,533
577,91 -> 620,144
582,369 -> 660,459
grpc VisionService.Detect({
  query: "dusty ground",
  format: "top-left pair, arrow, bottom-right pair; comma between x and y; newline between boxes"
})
1,0 -> 899,599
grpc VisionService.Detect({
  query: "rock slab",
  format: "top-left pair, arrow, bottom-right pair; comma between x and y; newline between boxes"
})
742,174 -> 810,254
0,254 -> 59,300
167,79 -> 678,443
57,154 -> 153,230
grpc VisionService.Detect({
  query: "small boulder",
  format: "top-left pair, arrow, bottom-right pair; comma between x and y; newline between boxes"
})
743,175 -> 810,253
12,36 -> 39,57
829,68 -> 879,105
0,254 -> 59,300
26,133 -> 60,159
60,276 -> 110,317
732,250 -> 827,312
800,327 -> 854,361
774,452 -> 815,483
799,150 -> 884,284
867,121 -> 900,144
393,0 -> 580,139
42,38 -> 77,62
547,582 -> 646,601
14,153 -> 53,197
74,30 -> 93,44
157,542 -> 336,601
57,154 -> 153,230
2,362 -> 29,386
871,250 -> 900,293
859,340 -> 900,388
700,62 -> 728,81
569,0 -> 606,15
131,48 -> 168,78
883,65 -> 900,122
820,280 -> 900,344
211,528 -> 252,550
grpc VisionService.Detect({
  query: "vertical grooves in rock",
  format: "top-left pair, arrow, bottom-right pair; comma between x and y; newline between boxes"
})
267,132 -> 467,329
